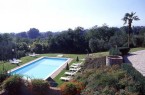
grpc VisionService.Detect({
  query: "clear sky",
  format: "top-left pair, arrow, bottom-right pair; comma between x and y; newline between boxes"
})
0,0 -> 144,33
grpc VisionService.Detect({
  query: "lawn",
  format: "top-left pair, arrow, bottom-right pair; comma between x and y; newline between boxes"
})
129,47 -> 145,52
0,53 -> 87,86
0,47 -> 144,86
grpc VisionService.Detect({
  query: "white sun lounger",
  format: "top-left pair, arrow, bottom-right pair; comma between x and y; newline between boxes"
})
9,60 -> 19,64
80,58 -> 85,61
69,67 -> 81,71
70,65 -> 79,68
13,58 -> 22,63
72,62 -> 83,66
64,71 -> 77,76
29,53 -> 36,57
60,76 -> 71,81
57,54 -> 63,57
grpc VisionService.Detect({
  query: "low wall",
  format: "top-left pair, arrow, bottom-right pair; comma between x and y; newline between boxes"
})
106,56 -> 123,66
50,58 -> 73,79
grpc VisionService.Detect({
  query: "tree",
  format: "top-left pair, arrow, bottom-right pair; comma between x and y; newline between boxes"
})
27,28 -> 40,39
16,32 -> 28,38
122,12 -> 140,47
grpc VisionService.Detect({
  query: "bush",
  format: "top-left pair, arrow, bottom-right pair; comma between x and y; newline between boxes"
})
0,71 -> 10,83
121,63 -> 145,94
66,63 -> 69,70
76,56 -> 79,62
60,82 -> 78,95
83,56 -> 106,69
2,75 -> 24,95
31,79 -> 50,95
119,47 -> 130,55
109,46 -> 121,55
16,50 -> 26,59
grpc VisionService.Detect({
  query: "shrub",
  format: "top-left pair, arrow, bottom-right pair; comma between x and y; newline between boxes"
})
66,63 -> 69,70
16,50 -> 26,59
31,79 -> 50,95
60,81 -> 85,95
121,63 -> 145,94
0,71 -> 10,83
76,56 -> 79,62
2,75 -> 24,95
119,47 -> 130,55
109,46 -> 121,55
83,56 -> 106,69
60,82 -> 78,95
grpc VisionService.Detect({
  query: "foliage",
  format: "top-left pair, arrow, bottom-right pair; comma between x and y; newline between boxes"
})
83,56 -> 106,69
76,56 -> 79,62
109,30 -> 127,47
74,56 -> 145,95
109,46 -> 121,55
89,38 -> 98,52
66,63 -> 69,70
1,25 -> 145,61
0,70 -> 10,84
31,79 -> 50,95
2,75 -> 24,95
27,28 -> 40,39
60,83 -> 77,95
122,12 -> 140,47
60,80 -> 85,95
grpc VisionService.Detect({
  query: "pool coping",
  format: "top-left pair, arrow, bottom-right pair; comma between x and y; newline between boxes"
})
8,56 -> 73,80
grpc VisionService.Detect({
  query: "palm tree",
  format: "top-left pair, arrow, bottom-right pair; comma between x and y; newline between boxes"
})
122,12 -> 140,47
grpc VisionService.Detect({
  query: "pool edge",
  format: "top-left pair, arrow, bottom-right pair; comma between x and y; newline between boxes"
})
8,56 -> 72,80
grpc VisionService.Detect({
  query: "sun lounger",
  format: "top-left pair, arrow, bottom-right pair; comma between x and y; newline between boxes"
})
72,62 -> 83,66
29,53 -> 36,57
80,58 -> 85,61
64,71 -> 77,76
69,67 -> 81,71
70,65 -> 79,68
57,54 -> 63,57
13,58 -> 22,63
60,76 -> 71,81
9,60 -> 19,64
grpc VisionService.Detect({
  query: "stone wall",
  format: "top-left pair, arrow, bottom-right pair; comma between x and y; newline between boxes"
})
106,56 -> 123,66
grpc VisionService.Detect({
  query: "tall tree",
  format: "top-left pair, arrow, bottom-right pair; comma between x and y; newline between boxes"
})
122,12 -> 140,47
27,28 -> 40,39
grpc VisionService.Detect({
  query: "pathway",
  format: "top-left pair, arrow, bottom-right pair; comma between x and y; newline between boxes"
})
124,50 -> 145,76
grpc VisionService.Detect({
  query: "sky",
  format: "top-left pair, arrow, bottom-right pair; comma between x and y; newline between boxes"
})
0,0 -> 145,33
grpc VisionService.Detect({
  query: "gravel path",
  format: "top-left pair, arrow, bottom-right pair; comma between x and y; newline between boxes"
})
124,50 -> 145,76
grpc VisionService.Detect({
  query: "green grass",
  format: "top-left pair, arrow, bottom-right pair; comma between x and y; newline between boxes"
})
0,53 -> 87,86
4,49 -> 143,87
130,47 -> 145,52
1,48 -> 144,86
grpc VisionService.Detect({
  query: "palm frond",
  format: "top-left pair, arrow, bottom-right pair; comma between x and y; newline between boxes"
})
122,17 -> 128,25
125,13 -> 130,17
124,20 -> 127,25
130,12 -> 136,17
133,16 -> 140,20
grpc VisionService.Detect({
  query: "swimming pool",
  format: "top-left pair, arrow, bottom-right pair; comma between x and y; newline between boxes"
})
9,57 -> 70,80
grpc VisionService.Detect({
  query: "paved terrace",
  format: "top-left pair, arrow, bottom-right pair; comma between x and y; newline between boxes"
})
124,50 -> 145,76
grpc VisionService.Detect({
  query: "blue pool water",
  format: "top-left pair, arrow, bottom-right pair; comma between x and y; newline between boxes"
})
10,57 -> 68,79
